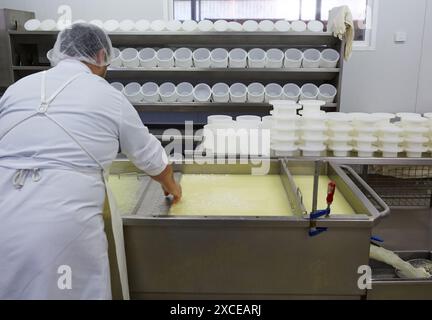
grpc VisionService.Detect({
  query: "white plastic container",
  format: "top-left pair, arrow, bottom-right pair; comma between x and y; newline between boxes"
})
159,82 -> 178,102
379,137 -> 403,150
326,112 -> 353,124
300,99 -> 326,114
378,125 -> 403,139
261,116 -> 274,130
307,20 -> 324,33
214,20 -> 229,32
174,47 -> 193,68
247,83 -> 265,103
403,127 -> 429,139
248,48 -> 267,68
156,48 -> 175,68
284,49 -> 303,68
320,49 -> 340,68
124,82 -> 144,103
266,49 -> 284,68
194,83 -> 212,102
151,20 -> 166,32
258,20 -> 274,32
330,146 -> 352,157
329,137 -> 352,148
265,83 -> 283,102
104,20 -> 120,32
24,19 -> 41,31
355,126 -> 378,139
212,83 -> 230,103
291,21 -> 307,32
166,20 -> 182,32
283,84 -> 301,101
230,83 -> 248,103
121,48 -> 140,68
272,147 -> 299,157
302,49 -> 321,68
424,113 -> 432,119
272,136 -> 297,149
193,48 -> 211,68
141,82 -> 160,103
318,84 -> 337,103
110,82 -> 124,93
138,48 -> 157,68
405,147 -> 427,158
210,48 -> 229,68
300,84 -> 319,100
356,147 -> 378,158
400,117 -> 429,128
354,136 -> 378,149
229,49 -> 248,68
228,21 -> 243,32
396,112 -> 422,120
272,128 -> 298,139
243,20 -> 259,32
274,116 -> 299,130
301,146 -> 326,157
274,20 -> 291,32
404,137 -> 429,149
119,20 -> 136,32
198,20 -> 214,32
111,48 -> 122,68
40,19 -> 57,31
135,20 -> 150,32
373,113 -> 396,125
182,20 -> 198,32
207,115 -> 233,125
176,82 -> 194,102
381,147 -> 402,158
301,114 -> 327,128
329,126 -> 353,140
352,115 -> 380,127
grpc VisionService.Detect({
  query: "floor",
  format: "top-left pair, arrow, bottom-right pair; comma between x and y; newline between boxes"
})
372,208 -> 432,252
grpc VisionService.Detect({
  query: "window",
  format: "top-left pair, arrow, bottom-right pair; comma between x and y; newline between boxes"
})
173,0 -> 377,49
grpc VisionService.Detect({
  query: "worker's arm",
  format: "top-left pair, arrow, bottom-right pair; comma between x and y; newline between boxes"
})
118,96 -> 182,202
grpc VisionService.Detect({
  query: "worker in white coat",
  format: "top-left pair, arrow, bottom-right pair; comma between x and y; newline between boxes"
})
0,23 -> 182,300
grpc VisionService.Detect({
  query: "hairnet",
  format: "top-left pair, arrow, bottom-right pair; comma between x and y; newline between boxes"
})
52,23 -> 113,67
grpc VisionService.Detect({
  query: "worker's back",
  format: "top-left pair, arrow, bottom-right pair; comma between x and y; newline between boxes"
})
0,59 -> 123,171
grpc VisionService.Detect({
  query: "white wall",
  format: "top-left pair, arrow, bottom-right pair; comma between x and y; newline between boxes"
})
1,0 -> 431,113
341,0 -> 429,113
416,0 -> 432,114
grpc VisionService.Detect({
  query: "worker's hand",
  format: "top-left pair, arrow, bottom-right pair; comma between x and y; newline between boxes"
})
162,182 -> 182,205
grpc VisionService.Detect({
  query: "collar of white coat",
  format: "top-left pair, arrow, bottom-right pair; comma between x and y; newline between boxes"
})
55,59 -> 93,74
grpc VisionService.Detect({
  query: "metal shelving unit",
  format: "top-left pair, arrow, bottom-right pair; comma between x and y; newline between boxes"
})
6,28 -> 345,126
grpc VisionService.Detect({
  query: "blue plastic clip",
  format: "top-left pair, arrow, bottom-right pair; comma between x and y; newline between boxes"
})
371,236 -> 384,243
309,227 -> 328,237
310,208 -> 330,220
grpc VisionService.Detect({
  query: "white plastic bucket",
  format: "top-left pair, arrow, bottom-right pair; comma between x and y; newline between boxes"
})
243,20 -> 259,32
40,19 -> 57,31
182,20 -> 198,32
193,48 -> 211,68
194,83 -> 212,102
119,20 -> 135,32
135,20 -> 150,32
291,21 -> 307,32
110,48 -> 122,68
284,49 -> 303,68
151,20 -> 166,32
320,49 -> 340,68
318,84 -> 337,103
207,115 -> 233,125
237,115 -> 262,129
266,49 -> 284,68
166,20 -> 182,32
198,20 -> 214,32
265,83 -> 283,102
230,83 -> 248,103
141,82 -> 160,103
110,82 -> 124,93
124,82 -> 144,103
104,20 -> 120,33
271,100 -> 299,117
210,48 -> 229,68
258,20 -> 274,32
228,21 -> 243,31
159,82 -> 178,102
248,48 -> 266,68
156,48 -> 174,68
301,83 -> 319,100
247,83 -> 265,103
176,82 -> 194,102
229,48 -> 248,68
174,47 -> 193,68
212,83 -> 230,103
214,20 -> 229,32
356,147 -> 378,158
303,49 -> 321,68
121,48 -> 140,68
283,84 -> 301,101
307,20 -> 324,32
274,20 -> 291,32
139,48 -> 157,68
24,19 -> 41,31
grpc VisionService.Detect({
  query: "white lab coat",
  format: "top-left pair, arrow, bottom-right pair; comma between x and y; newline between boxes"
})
0,59 -> 167,299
